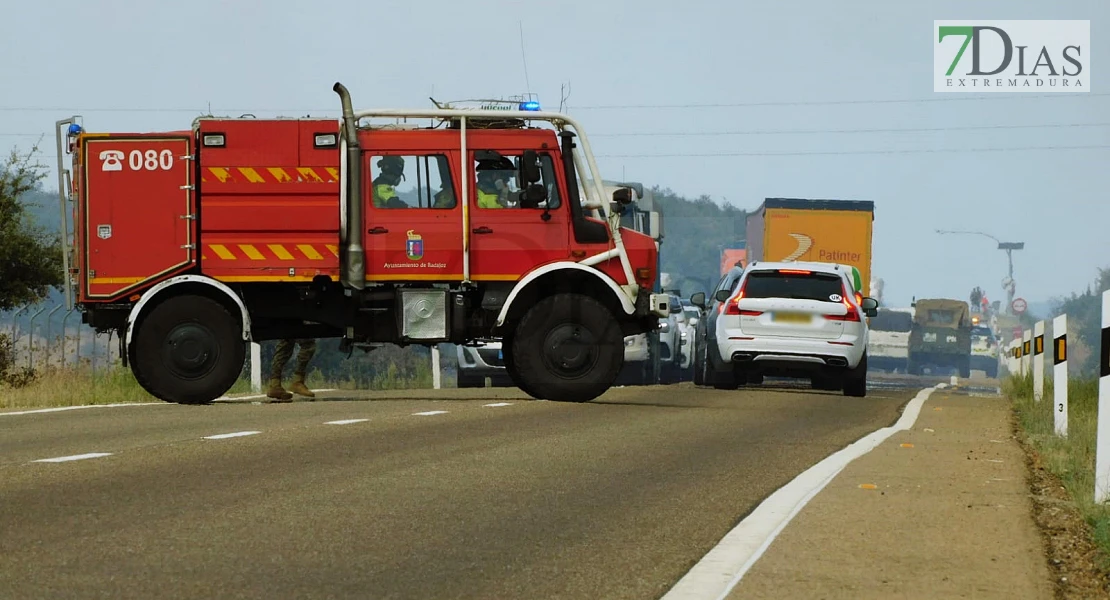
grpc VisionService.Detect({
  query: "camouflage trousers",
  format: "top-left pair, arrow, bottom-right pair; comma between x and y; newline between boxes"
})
271,339 -> 316,380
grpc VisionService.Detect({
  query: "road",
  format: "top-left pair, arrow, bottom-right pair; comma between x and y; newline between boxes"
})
1,382 -> 923,600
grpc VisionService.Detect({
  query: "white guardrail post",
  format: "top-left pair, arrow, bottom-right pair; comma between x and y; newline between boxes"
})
1095,291 -> 1110,503
1034,320 -> 1045,402
1053,314 -> 1067,438
1021,329 -> 1032,377
250,342 -> 262,393
432,344 -> 442,389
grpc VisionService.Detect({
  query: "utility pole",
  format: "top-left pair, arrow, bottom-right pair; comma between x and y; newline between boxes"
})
936,230 -> 1024,315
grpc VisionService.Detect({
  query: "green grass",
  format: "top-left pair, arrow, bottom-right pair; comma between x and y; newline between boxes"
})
1008,372 -> 1110,566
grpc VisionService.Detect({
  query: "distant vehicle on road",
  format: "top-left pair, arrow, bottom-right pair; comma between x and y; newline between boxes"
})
969,325 -> 1000,378
695,261 -> 879,396
907,299 -> 973,377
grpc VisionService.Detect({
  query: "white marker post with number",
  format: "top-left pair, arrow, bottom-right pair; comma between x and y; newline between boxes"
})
1034,321 -> 1045,402
1053,315 -> 1067,437
1096,291 -> 1110,503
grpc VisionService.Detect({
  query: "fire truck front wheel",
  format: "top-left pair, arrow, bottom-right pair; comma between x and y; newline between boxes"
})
130,295 -> 246,405
510,293 -> 623,403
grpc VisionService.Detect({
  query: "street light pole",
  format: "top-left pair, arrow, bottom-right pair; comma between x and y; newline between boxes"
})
936,230 -> 1024,315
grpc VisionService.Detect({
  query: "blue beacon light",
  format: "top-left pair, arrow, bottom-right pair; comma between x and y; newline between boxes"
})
68,123 -> 83,135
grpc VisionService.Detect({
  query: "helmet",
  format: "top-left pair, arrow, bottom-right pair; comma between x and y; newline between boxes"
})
377,156 -> 405,175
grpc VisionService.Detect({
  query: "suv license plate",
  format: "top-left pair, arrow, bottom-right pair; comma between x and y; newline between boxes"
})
773,312 -> 811,324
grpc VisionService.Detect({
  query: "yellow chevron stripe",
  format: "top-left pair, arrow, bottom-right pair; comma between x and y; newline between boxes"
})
297,244 -> 324,260
267,167 -> 293,183
238,167 -> 266,183
268,244 -> 295,260
326,244 -> 339,257
325,167 -> 339,180
208,167 -> 232,183
238,244 -> 266,260
209,244 -> 236,260
297,167 -> 324,182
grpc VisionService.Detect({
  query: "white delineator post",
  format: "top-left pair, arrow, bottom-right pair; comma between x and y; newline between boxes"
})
1096,291 -> 1110,502
1033,320 -> 1045,402
250,342 -> 262,392
1053,314 -> 1068,438
431,344 -> 442,389
1021,329 -> 1032,377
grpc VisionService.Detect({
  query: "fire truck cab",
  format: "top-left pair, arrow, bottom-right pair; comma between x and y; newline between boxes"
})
55,83 -> 670,405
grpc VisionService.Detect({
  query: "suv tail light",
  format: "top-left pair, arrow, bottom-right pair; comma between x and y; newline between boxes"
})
722,282 -> 761,316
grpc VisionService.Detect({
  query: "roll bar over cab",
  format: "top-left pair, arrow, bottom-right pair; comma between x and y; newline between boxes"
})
54,83 -> 671,405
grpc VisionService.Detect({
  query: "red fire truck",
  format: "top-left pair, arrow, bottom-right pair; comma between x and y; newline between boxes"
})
53,83 -> 670,405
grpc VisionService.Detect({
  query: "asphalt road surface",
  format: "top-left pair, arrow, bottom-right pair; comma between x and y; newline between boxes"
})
1,381 -> 924,600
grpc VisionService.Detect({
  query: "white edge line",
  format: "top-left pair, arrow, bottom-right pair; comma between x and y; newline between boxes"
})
33,452 -> 113,463
484,402 -> 514,407
325,419 -> 369,425
660,383 -> 943,600
203,431 -> 262,440
0,403 -> 162,417
413,410 -> 449,416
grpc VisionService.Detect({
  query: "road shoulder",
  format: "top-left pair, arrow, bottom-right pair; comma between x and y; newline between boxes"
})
727,390 -> 1054,599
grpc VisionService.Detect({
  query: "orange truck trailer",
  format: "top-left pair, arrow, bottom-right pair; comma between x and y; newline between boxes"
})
53,83 -> 671,405
744,198 -> 875,296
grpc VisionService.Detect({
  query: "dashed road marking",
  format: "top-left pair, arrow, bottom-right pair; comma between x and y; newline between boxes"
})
325,419 -> 369,425
484,403 -> 513,407
413,411 -> 449,416
203,431 -> 261,440
33,452 -> 113,463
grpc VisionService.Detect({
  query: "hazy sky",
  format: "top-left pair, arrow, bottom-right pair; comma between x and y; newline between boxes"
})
2,0 -> 1107,310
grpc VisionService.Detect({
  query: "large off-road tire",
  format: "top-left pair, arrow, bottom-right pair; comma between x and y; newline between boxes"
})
130,295 -> 245,405
509,293 -> 624,402
959,357 -> 971,379
843,354 -> 868,397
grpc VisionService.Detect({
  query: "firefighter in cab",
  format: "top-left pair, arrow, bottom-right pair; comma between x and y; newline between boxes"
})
475,159 -> 517,209
372,156 -> 408,208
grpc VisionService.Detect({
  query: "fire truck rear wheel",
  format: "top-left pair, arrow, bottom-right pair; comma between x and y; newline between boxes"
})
131,295 -> 245,405
510,293 -> 623,403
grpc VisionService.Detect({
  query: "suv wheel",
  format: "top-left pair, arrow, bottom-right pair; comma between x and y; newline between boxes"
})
843,354 -> 868,397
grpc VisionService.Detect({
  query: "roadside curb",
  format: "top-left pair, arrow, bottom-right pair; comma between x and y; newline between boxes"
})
661,383 -> 945,600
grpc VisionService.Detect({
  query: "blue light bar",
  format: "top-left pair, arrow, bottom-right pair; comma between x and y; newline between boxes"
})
519,101 -> 541,111
68,123 -> 83,135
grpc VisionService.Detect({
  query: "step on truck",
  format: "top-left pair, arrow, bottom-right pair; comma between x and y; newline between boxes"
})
53,83 -> 671,404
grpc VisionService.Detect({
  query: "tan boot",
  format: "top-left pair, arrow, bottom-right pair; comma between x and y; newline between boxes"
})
290,374 -> 315,399
266,378 -> 293,402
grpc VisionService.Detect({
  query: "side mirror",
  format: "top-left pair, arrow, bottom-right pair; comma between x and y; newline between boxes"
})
690,291 -> 706,309
612,187 -> 635,205
520,149 -> 541,184
649,211 -> 663,240
714,289 -> 732,303
860,297 -> 879,310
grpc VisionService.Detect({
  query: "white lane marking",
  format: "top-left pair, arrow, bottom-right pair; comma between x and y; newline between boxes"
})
413,411 -> 448,416
0,403 -> 162,417
661,384 -> 943,600
325,419 -> 369,425
33,452 -> 113,463
484,403 -> 513,407
203,431 -> 261,440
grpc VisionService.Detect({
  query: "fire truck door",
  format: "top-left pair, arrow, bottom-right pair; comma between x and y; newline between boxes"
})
467,150 -> 569,280
81,136 -> 195,300
363,153 -> 464,282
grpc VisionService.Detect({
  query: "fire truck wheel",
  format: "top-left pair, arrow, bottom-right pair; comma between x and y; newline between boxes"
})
510,293 -> 623,403
131,295 -> 245,405
501,336 -> 548,399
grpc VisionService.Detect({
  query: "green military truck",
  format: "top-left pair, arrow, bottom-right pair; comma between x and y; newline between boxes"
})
907,299 -> 972,377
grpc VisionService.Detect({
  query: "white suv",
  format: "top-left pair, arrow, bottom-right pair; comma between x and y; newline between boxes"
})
703,261 -> 879,397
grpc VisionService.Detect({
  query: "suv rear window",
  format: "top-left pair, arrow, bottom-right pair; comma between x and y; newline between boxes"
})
742,270 -> 845,302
